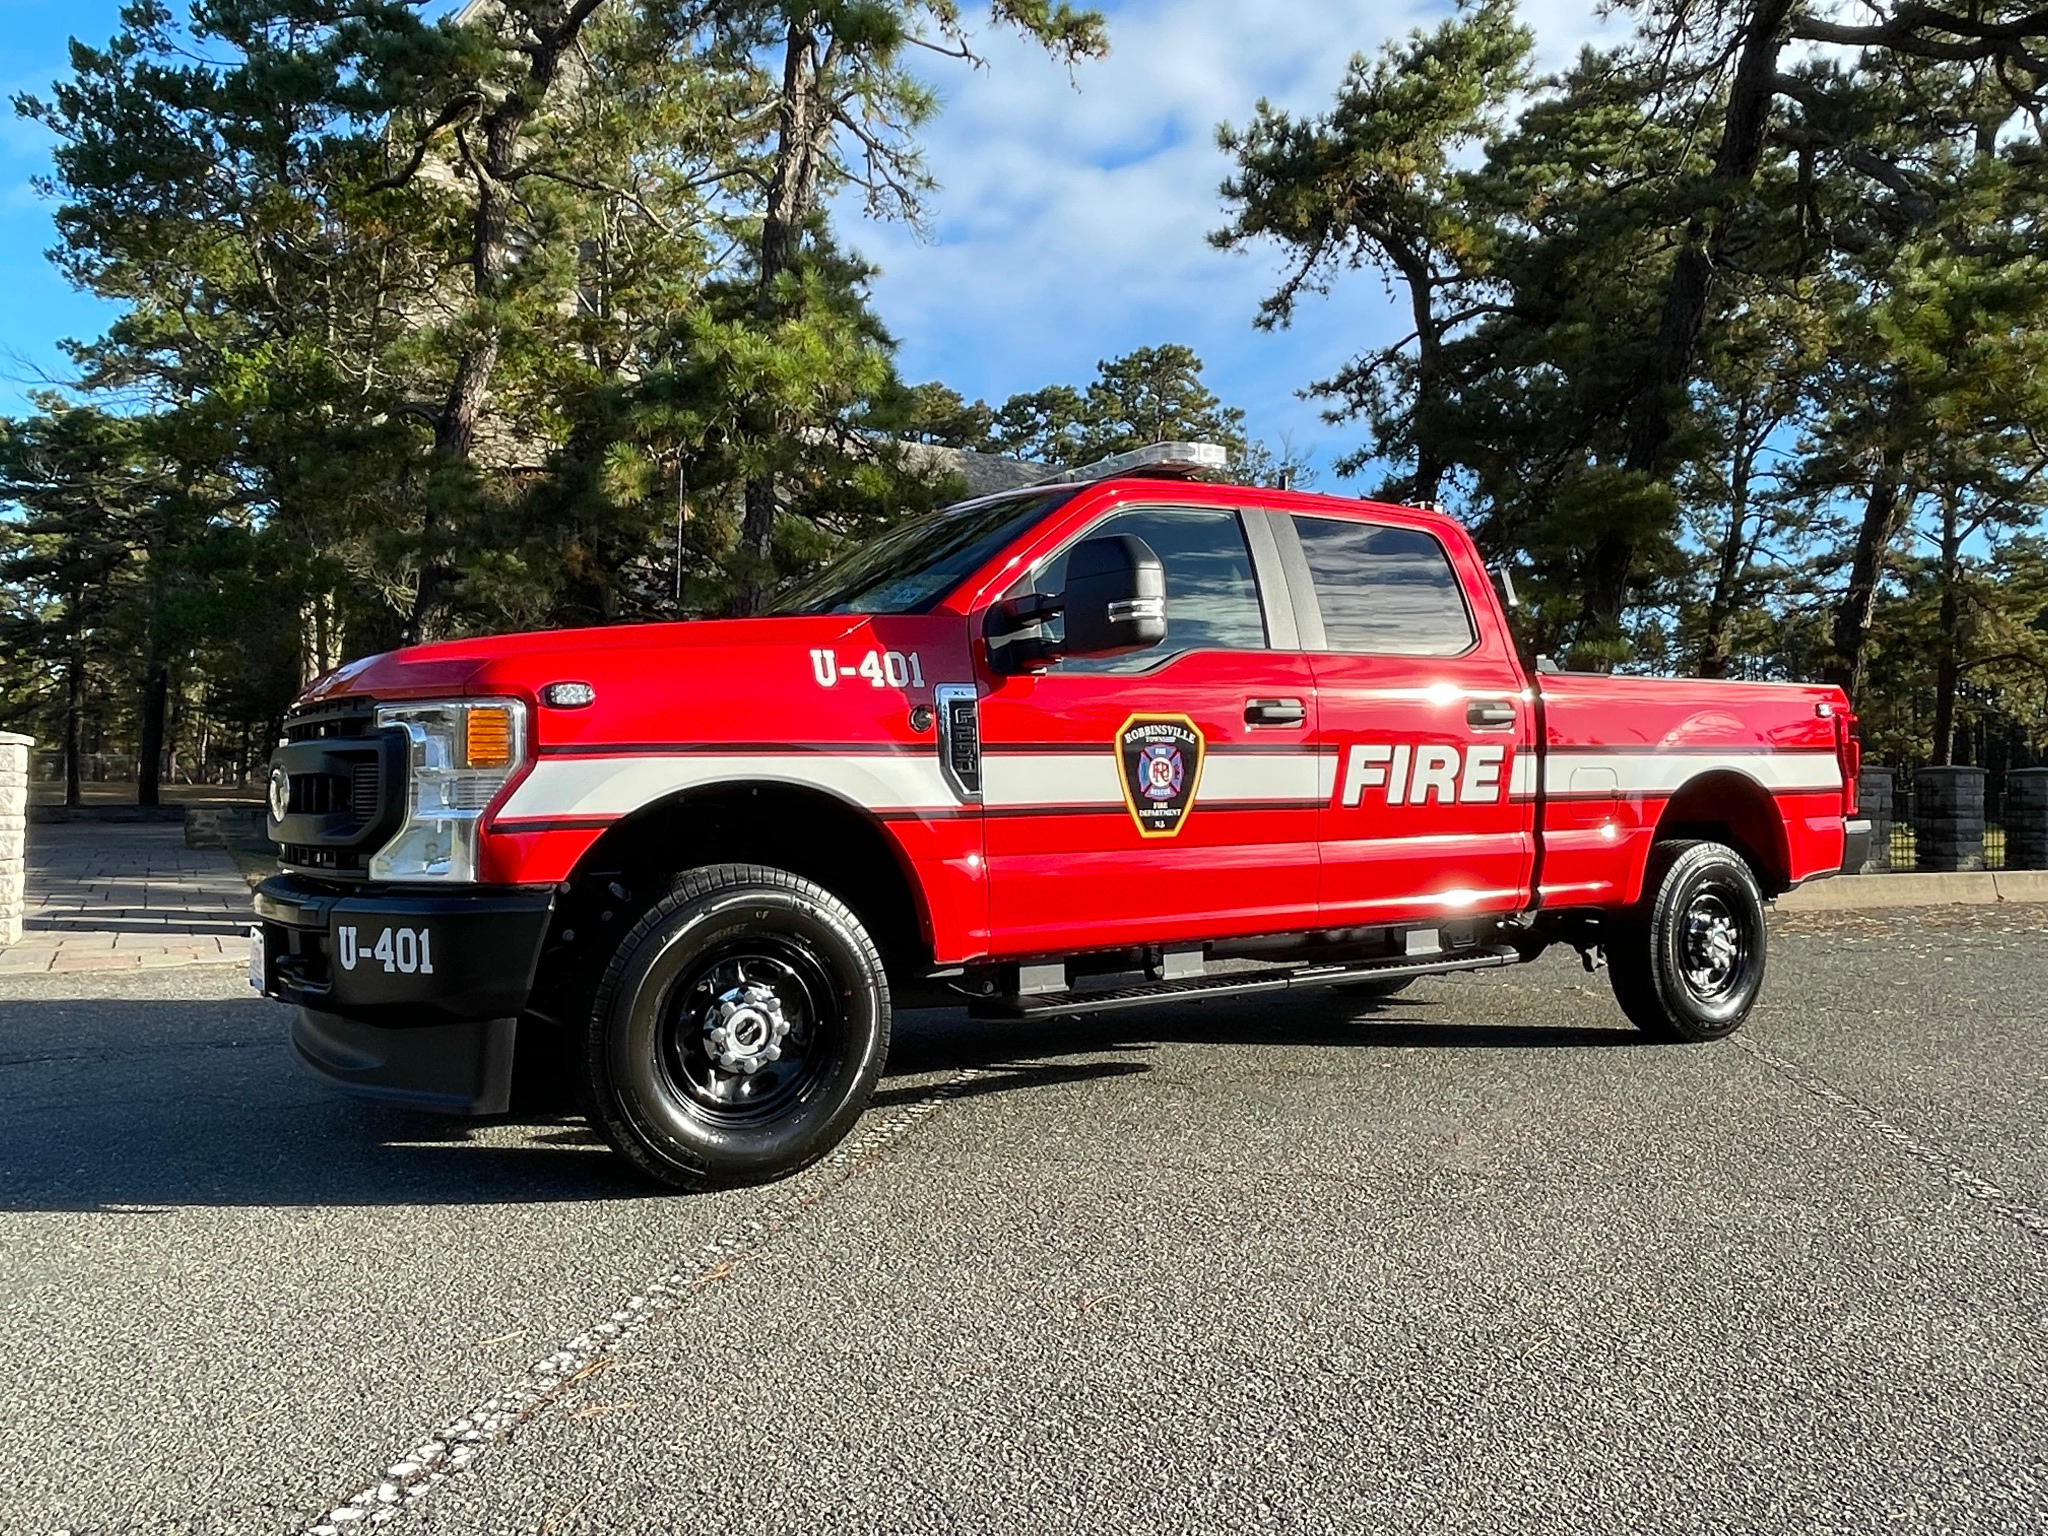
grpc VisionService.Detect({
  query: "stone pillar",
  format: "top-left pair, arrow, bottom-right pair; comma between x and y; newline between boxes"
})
1857,766 -> 1893,873
2004,768 -> 2048,871
0,733 -> 29,947
1913,764 -> 1986,873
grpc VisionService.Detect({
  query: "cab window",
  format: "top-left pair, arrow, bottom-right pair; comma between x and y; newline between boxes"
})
1032,507 -> 1268,670
1293,515 -> 1475,656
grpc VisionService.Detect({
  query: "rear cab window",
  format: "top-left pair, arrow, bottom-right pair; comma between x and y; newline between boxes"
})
1291,514 -> 1475,656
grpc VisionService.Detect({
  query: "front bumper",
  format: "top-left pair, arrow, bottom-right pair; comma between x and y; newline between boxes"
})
253,874 -> 555,1114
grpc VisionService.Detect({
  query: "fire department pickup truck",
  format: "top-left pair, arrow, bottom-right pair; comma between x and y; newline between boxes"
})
254,444 -> 1870,1190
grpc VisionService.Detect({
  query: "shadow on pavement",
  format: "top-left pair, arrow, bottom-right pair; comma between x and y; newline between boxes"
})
0,986 -> 1643,1212
882,987 -> 1646,1089
0,996 -> 644,1213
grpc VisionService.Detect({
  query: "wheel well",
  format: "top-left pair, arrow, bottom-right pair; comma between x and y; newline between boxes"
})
532,783 -> 932,1013
1654,770 -> 1792,896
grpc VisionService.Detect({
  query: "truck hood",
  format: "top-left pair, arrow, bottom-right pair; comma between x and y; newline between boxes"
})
294,611 -> 977,758
298,615 -> 899,706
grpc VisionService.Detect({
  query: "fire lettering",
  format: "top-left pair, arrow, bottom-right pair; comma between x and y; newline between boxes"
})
1339,743 -> 1508,807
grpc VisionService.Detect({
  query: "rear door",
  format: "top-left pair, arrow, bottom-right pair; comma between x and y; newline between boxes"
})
1276,509 -> 1537,926
977,503 -> 1323,956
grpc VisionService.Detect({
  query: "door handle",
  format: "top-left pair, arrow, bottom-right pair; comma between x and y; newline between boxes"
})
1467,700 -> 1517,730
1245,697 -> 1306,727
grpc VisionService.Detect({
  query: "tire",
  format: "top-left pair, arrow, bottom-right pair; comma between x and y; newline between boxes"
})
584,863 -> 891,1190
1608,839 -> 1767,1043
1334,976 -> 1414,1000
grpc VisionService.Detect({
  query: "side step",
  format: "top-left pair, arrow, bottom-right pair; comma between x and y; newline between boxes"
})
969,944 -> 1525,1021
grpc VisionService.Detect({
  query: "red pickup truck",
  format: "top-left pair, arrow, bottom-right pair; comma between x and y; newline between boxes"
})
254,445 -> 1869,1189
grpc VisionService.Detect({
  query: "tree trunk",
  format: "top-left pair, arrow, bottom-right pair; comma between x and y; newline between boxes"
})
1930,495 -> 1963,766
62,624 -> 83,810
408,5 -> 596,640
1696,403 -> 1763,679
1576,0 -> 1797,649
737,24 -> 834,615
411,145 -> 513,641
1401,256 -> 1447,506
137,659 -> 168,807
1826,451 -> 1910,698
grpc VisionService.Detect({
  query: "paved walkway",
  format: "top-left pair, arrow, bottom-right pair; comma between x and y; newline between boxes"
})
0,823 -> 252,974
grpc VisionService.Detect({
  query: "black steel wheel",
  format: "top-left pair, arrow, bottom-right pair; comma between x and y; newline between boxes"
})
1609,839 -> 1767,1043
586,863 -> 890,1190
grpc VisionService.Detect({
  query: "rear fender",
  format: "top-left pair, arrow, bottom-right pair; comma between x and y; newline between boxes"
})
1640,770 -> 1793,901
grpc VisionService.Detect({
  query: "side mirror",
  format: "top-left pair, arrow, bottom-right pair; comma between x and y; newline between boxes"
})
1061,534 -> 1167,659
985,533 -> 1168,672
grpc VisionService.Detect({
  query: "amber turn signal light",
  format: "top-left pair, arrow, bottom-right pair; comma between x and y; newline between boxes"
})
463,705 -> 515,769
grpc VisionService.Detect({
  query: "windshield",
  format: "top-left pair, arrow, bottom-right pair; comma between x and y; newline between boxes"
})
770,489 -> 1075,616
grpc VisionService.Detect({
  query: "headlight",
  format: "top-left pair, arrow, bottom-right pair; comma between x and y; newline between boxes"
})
369,699 -> 527,883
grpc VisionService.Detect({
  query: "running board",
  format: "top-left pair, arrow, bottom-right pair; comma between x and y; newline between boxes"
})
969,944 -> 1525,1021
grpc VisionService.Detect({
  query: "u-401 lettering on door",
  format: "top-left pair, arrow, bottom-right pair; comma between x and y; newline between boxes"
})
1338,743 -> 1508,807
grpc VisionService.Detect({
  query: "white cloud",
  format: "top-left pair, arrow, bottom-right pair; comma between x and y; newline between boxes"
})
839,0 -> 1626,478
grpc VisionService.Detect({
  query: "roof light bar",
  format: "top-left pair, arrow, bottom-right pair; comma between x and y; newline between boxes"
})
1067,442 -> 1230,484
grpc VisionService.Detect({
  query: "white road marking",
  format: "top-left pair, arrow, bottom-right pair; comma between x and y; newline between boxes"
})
300,1069 -> 985,1533
1738,1038 -> 2048,1240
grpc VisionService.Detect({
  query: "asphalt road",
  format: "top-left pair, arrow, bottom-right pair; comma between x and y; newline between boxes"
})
2,906 -> 2045,1535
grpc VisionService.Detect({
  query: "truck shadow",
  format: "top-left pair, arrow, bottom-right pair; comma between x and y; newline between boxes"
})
0,995 -> 639,1212
871,989 -> 1648,1110
0,986 -> 1644,1212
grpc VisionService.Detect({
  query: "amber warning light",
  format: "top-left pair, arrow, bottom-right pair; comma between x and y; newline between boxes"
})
463,705 -> 515,769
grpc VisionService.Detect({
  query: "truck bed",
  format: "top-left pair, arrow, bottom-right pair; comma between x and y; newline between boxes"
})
1534,673 -> 1852,908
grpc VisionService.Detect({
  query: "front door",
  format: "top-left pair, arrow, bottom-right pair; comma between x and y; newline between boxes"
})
978,503 -> 1322,957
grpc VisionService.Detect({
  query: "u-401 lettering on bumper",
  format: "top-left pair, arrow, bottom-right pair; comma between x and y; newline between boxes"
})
252,874 -> 553,1027
336,924 -> 436,976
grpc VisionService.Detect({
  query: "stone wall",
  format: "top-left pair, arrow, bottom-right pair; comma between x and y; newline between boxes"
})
0,733 -> 29,947
1913,765 -> 1987,873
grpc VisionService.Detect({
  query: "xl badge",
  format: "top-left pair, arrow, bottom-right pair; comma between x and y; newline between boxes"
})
1116,714 -> 1204,839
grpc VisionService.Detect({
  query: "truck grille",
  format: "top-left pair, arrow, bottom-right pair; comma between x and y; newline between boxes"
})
351,761 -> 382,825
285,701 -> 377,742
270,702 -> 402,879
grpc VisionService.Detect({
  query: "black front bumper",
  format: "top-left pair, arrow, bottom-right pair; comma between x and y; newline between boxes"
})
253,874 -> 555,1114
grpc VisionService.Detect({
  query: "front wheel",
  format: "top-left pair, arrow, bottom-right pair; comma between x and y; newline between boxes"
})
585,863 -> 891,1190
1608,839 -> 1767,1043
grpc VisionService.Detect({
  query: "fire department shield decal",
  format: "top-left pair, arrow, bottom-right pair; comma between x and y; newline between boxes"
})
1116,714 -> 1205,838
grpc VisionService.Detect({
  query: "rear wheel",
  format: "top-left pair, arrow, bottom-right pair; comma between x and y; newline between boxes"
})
585,863 -> 890,1190
1608,839 -> 1766,1042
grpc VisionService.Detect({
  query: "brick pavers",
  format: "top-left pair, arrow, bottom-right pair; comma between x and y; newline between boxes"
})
0,822 -> 254,974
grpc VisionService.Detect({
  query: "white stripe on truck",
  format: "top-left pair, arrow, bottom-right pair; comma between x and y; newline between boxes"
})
497,746 -> 1842,821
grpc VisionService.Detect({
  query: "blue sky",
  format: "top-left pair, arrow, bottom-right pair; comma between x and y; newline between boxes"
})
0,0 -> 1619,479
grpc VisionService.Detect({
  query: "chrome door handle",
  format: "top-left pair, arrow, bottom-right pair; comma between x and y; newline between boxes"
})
1245,698 -> 1306,727
1467,700 -> 1517,730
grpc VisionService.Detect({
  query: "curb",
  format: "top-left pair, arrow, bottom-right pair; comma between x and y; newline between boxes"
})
1778,870 -> 2048,912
